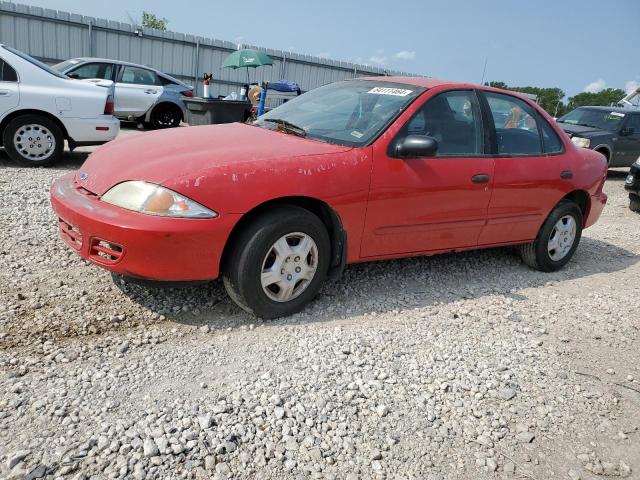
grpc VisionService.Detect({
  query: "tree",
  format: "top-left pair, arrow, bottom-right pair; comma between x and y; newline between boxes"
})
141,11 -> 168,31
567,88 -> 626,111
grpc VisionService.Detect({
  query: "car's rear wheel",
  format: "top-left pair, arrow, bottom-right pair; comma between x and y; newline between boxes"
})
149,104 -> 182,129
222,206 -> 330,319
519,199 -> 583,272
630,193 -> 640,213
2,115 -> 64,167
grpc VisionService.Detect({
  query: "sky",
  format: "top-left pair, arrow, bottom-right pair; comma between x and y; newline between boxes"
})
14,0 -> 640,99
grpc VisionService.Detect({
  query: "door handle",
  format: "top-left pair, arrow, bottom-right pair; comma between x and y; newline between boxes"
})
471,174 -> 490,184
144,89 -> 157,94
0,90 -> 10,96
560,170 -> 573,179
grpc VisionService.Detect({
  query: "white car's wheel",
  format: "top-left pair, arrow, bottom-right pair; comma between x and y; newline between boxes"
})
3,115 -> 64,167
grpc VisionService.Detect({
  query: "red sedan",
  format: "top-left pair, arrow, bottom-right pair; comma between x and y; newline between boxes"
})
51,78 -> 608,318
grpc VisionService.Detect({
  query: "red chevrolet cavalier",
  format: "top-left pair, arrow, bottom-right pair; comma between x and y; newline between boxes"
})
51,78 -> 608,318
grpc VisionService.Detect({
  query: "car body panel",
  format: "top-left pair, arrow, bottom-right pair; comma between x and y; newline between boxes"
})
53,57 -> 192,122
0,45 -> 119,145
51,77 -> 608,282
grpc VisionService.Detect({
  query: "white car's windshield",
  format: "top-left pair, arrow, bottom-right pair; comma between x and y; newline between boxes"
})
3,45 -> 68,79
255,80 -> 425,147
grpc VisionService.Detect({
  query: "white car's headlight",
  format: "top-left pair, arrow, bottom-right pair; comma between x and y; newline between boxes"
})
571,137 -> 591,148
101,181 -> 217,218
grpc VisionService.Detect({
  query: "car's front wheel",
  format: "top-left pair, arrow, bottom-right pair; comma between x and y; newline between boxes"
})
2,114 -> 64,167
223,206 -> 330,319
519,199 -> 583,272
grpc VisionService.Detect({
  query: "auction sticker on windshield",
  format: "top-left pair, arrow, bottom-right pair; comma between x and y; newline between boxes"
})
367,87 -> 413,96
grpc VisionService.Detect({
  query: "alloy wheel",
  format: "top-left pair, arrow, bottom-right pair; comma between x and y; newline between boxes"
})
260,232 -> 318,302
547,215 -> 576,261
13,124 -> 55,161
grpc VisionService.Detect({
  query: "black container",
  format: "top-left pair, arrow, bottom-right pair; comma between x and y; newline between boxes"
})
183,98 -> 252,126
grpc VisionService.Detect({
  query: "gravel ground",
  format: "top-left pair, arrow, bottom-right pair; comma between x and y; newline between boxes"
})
1,129 -> 639,480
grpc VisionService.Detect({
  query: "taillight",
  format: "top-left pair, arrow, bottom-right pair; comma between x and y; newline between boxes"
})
104,94 -> 114,115
181,90 -> 193,97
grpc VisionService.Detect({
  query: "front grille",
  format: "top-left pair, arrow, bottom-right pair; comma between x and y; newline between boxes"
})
89,238 -> 124,264
58,218 -> 82,250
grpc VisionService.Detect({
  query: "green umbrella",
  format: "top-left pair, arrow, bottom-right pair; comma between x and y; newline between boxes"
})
222,48 -> 273,83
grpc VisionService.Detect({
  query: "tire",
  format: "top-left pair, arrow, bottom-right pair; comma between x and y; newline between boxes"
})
149,104 -> 182,129
222,206 -> 330,319
2,114 -> 64,167
630,194 -> 640,213
519,199 -> 583,272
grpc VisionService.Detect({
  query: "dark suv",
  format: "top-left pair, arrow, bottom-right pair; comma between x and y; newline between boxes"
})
557,106 -> 640,167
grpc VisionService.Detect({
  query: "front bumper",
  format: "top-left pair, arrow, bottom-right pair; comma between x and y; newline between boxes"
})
624,162 -> 640,194
50,173 -> 240,281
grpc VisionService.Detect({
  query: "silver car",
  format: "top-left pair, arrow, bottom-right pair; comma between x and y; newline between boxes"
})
52,58 -> 193,129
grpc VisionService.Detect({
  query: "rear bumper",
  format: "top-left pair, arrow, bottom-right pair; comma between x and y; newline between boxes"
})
584,192 -> 607,228
62,115 -> 120,145
50,172 -> 240,281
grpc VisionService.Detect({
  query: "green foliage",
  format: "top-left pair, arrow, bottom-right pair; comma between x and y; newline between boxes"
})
141,11 -> 168,31
485,81 -> 566,116
567,88 -> 626,110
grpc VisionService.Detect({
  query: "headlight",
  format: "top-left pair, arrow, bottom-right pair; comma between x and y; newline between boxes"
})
101,181 -> 217,218
571,137 -> 591,148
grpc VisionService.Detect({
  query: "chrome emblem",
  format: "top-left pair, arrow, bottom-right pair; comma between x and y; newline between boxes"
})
79,172 -> 89,181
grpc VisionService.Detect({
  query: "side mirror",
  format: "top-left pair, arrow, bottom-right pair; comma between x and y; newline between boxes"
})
67,73 -> 80,79
620,126 -> 635,136
394,135 -> 438,158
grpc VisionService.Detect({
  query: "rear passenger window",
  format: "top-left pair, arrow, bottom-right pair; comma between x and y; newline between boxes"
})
399,90 -> 483,156
0,59 -> 18,82
485,92 -> 542,155
540,119 -> 564,153
121,66 -> 159,86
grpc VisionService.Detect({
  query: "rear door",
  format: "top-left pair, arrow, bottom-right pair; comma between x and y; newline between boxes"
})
0,58 -> 19,117
361,88 -> 494,257
477,90 -> 573,245
115,65 -> 163,118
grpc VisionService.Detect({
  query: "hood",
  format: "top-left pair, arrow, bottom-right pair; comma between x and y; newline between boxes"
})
557,122 -> 611,138
77,123 -> 352,196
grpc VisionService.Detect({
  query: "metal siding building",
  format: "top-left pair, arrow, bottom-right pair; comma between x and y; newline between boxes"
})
0,2 -> 418,97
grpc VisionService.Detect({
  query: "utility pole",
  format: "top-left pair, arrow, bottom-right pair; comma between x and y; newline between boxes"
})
480,56 -> 488,85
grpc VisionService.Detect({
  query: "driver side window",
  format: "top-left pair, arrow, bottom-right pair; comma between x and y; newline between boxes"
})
399,90 -> 483,156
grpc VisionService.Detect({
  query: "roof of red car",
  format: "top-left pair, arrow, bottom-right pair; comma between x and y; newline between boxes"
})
357,76 -> 470,89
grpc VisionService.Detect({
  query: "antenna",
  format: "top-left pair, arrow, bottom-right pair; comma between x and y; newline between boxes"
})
480,56 -> 488,85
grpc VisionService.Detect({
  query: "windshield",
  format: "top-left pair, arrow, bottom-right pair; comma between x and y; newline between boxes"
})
559,108 -> 625,131
255,80 -> 425,146
2,46 -> 69,79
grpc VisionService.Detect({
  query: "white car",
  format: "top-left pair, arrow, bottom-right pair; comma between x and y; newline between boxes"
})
0,44 -> 119,167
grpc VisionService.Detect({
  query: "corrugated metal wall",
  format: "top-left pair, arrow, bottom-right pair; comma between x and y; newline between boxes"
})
0,2 -> 417,98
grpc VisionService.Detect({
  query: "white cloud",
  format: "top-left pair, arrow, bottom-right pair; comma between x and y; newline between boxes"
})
394,50 -> 416,61
375,49 -> 385,55
625,80 -> 640,94
584,79 -> 606,93
368,55 -> 388,65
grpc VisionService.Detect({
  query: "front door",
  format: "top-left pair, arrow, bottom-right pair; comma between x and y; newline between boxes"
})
613,114 -> 640,166
115,65 -> 163,118
0,58 -> 19,117
361,89 -> 494,258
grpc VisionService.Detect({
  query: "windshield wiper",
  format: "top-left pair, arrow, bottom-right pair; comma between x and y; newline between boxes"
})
262,118 -> 307,137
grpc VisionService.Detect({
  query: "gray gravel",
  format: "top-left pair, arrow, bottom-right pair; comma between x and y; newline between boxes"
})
1,133 -> 639,479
